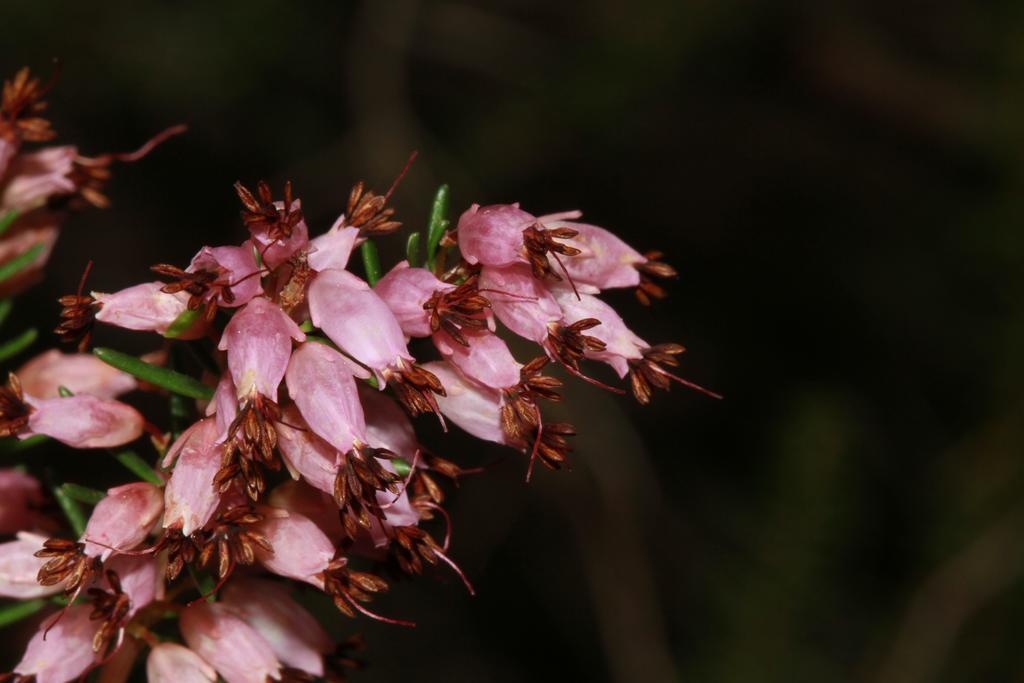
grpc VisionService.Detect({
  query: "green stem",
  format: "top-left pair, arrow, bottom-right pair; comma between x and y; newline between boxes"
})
0,209 -> 19,238
110,450 -> 163,486
93,347 -> 214,400
0,598 -> 47,628
425,184 -> 450,269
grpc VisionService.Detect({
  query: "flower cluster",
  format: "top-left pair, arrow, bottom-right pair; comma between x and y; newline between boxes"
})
0,110 -> 715,681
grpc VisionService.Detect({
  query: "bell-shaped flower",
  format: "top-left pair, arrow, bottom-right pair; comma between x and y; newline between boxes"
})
308,216 -> 360,273
221,578 -> 333,676
374,260 -> 455,338
187,242 -> 262,308
24,393 -> 144,448
551,285 -> 646,378
94,282 -> 191,335
13,604 -> 100,683
268,480 -> 345,544
17,349 -> 136,400
359,384 -> 419,462
479,263 -> 562,344
179,601 -> 282,683
163,418 -> 224,536
219,297 -> 305,401
308,269 -> 412,386
285,341 -> 367,453
433,329 -> 521,390
421,361 -> 506,445
104,554 -> 164,618
252,506 -> 335,588
553,220 -> 645,289
0,469 -> 47,534
147,642 -> 216,683
456,203 -> 535,267
0,145 -> 76,211
275,404 -> 341,494
0,532 -> 63,599
82,482 -> 163,559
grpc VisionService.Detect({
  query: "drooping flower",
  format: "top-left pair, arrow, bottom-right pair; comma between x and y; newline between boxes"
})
16,349 -> 136,399
163,417 -> 225,536
93,282 -> 191,335
147,642 -> 217,683
81,482 -> 163,559
179,601 -> 282,683
13,604 -> 101,683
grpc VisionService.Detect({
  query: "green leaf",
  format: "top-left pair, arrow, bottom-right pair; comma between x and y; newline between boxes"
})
0,243 -> 45,285
406,232 -> 422,265
53,484 -> 87,537
0,433 -> 48,453
425,184 -> 450,268
0,327 -> 37,362
0,300 -> 13,329
0,598 -> 46,628
93,347 -> 214,400
59,483 -> 106,505
164,308 -> 201,339
111,450 -> 163,486
360,239 -> 382,287
0,210 -> 19,238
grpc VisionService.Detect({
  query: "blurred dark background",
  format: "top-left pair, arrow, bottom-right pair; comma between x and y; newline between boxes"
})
3,1 -> 1022,681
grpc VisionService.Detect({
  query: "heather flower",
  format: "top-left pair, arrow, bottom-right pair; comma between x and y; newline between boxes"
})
220,296 -> 305,401
253,506 -> 336,588
16,349 -> 136,399
12,604 -> 101,683
0,532 -> 63,599
308,215 -> 360,273
0,145 -> 76,211
284,341 -> 367,454
93,282 -> 191,335
82,482 -> 163,559
21,392 -> 144,449
163,417 -> 224,536
147,642 -> 217,683
479,263 -> 562,344
179,601 -> 282,683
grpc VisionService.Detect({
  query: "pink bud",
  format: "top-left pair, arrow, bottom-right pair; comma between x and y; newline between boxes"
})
274,404 -> 340,495
94,282 -> 190,334
147,643 -> 216,683
479,264 -> 562,344
253,506 -> 336,588
188,242 -> 262,308
308,217 -> 360,272
0,532 -> 62,599
285,341 -> 367,454
1,145 -> 76,211
421,361 -> 506,444
17,349 -> 136,400
104,554 -> 164,618
0,469 -> 46,534
456,203 -> 534,267
218,297 -> 305,400
551,219 -> 645,289
308,269 -> 412,385
552,286 -> 646,377
180,602 -> 281,683
221,578 -> 333,676
359,383 -> 419,462
14,604 -> 100,683
25,394 -> 144,448
433,329 -> 521,389
375,261 -> 454,337
163,418 -> 223,536
83,482 -> 163,559
268,480 -> 345,544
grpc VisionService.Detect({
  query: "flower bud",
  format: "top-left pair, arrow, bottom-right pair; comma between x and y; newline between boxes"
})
146,642 -> 216,683
275,404 -> 340,494
219,297 -> 305,400
83,482 -> 163,559
433,329 -> 520,389
268,480 -> 345,543
179,601 -> 281,683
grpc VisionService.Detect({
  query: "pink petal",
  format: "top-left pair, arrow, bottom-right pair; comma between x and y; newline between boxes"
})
218,297 -> 304,400
163,418 -> 223,536
456,203 -> 533,267
188,242 -> 263,308
308,217 -> 360,272
479,264 -> 562,344
374,261 -> 453,338
17,349 -> 136,400
1,145 -> 76,211
253,507 -> 335,588
14,604 -> 99,683
104,554 -> 164,618
433,329 -> 521,389
94,282 -> 190,334
268,480 -> 345,544
553,220 -> 644,289
359,384 -> 419,462
551,286 -> 646,378
421,361 -> 506,444
25,394 -> 144,448
221,578 -> 332,676
275,404 -> 340,494
0,532 -> 62,599
147,643 -> 217,683
180,602 -> 281,683
82,482 -> 163,559
248,199 -> 308,270
308,269 -> 412,385
205,372 -> 238,444
285,341 -> 367,453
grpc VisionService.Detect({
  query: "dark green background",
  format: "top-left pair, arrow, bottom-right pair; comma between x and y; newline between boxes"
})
3,1 -> 1022,681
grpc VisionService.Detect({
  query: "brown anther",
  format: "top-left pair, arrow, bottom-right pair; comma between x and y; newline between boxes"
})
334,443 -> 401,542
522,222 -> 581,281
55,293 -> 99,352
0,67 -> 57,143
235,180 -> 304,243
151,263 -> 223,321
344,181 -> 401,236
193,504 -> 272,581
634,251 -> 677,306
214,394 -> 282,500
410,453 -> 465,506
385,360 -> 446,421
34,538 -> 99,598
154,528 -> 200,582
627,343 -> 719,403
545,319 -> 606,371
531,422 -> 576,471
87,568 -> 132,653
500,356 -> 562,444
0,373 -> 30,437
389,525 -> 443,577
276,250 -> 313,313
64,160 -> 113,209
423,276 -> 491,346
321,554 -> 392,620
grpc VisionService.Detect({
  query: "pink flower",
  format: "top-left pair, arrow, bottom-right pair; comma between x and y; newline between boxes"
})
236,180 -> 309,270
206,372 -> 238,442
219,297 -> 305,401
267,480 -> 345,544
179,601 -> 282,683
308,269 -> 412,386
285,341 -> 367,454
147,642 -> 216,683
17,349 -> 136,399
551,285 -> 646,377
0,469 -> 46,534
359,384 -> 419,462
14,604 -> 100,683
221,578 -> 333,676
0,217 -> 59,298
163,418 -> 224,536
187,242 -> 263,308
104,554 -> 164,618
253,506 -> 336,588
421,361 -> 506,444
23,394 -> 144,448
0,532 -> 63,599
374,260 -> 454,338
456,203 -> 535,267
94,282 -> 191,335
554,220 -> 645,289
275,403 -> 341,494
308,216 -> 360,273
433,329 -> 520,390
0,145 -> 76,211
479,263 -> 562,344
82,482 -> 163,559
